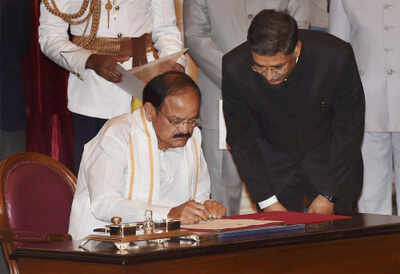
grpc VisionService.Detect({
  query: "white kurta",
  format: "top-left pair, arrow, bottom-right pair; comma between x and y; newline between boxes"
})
329,0 -> 400,132
68,108 -> 210,239
39,0 -> 184,119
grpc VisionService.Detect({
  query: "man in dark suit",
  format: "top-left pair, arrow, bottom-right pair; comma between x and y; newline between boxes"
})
222,10 -> 365,215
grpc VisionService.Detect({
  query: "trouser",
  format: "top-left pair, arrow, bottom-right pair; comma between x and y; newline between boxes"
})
72,113 -> 107,175
358,132 -> 400,215
201,128 -> 242,216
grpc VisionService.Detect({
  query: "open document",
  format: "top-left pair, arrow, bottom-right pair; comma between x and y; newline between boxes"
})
115,49 -> 188,100
181,218 -> 284,232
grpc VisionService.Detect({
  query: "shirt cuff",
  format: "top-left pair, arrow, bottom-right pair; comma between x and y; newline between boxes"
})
60,48 -> 93,80
258,195 -> 278,209
152,206 -> 172,222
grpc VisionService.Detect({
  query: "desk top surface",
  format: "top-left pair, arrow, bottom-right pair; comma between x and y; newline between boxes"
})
11,213 -> 400,265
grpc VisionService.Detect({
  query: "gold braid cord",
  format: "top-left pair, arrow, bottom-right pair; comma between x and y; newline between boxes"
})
42,0 -> 101,48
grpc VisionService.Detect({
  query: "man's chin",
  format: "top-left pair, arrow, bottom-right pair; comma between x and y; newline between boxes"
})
171,138 -> 189,147
268,79 -> 284,85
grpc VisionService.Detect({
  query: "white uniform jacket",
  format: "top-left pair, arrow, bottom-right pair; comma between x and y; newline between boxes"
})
329,0 -> 400,132
68,108 -> 210,239
39,0 -> 184,119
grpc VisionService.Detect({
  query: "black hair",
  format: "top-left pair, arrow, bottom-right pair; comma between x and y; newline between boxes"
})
142,71 -> 201,110
247,9 -> 298,56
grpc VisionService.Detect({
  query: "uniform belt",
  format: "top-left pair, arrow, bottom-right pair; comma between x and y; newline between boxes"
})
72,33 -> 158,67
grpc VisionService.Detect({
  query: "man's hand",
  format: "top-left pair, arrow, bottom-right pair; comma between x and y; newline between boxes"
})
262,201 -> 288,212
307,194 -> 334,215
167,200 -> 209,225
171,63 -> 185,72
203,200 -> 226,219
85,54 -> 130,82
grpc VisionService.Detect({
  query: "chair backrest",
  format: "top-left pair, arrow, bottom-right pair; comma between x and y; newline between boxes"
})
0,152 -> 76,273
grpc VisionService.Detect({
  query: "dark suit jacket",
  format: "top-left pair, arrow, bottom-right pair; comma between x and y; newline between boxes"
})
222,30 -> 365,214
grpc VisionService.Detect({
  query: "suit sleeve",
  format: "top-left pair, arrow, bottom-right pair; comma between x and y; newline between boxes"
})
222,55 -> 274,203
184,0 -> 223,88
324,44 -> 365,198
288,0 -> 311,29
328,0 -> 351,42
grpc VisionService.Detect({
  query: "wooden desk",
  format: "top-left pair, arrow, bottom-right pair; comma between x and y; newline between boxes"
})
11,213 -> 400,274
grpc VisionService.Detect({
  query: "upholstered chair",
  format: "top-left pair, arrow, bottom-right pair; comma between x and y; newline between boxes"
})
0,152 -> 76,274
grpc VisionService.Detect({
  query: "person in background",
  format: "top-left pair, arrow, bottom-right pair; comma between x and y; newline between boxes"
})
0,0 -> 30,160
222,10 -> 364,215
1,2 -> 31,273
39,0 -> 185,173
330,0 -> 400,215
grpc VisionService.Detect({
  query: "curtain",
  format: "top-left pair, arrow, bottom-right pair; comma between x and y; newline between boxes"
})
21,0 -> 74,171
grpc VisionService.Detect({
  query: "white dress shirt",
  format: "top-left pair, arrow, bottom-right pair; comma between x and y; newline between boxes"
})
39,0 -> 184,119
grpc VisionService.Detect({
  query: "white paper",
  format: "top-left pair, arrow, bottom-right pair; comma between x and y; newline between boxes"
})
219,100 -> 228,150
114,49 -> 187,100
129,49 -> 188,84
115,64 -> 145,100
182,219 -> 282,231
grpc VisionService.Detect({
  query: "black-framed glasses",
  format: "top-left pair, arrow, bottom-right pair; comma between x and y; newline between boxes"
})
158,111 -> 201,128
251,60 -> 290,76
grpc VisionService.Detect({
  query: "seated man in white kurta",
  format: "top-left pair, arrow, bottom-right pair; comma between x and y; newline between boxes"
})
69,71 -> 226,240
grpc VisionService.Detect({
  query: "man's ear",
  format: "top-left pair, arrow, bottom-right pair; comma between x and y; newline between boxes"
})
294,40 -> 302,58
143,102 -> 156,122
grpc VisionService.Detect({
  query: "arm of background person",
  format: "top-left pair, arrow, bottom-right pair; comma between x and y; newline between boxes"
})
184,0 -> 223,88
324,44 -> 365,200
288,0 -> 311,29
38,0 -> 92,78
328,0 -> 351,41
152,0 -> 185,66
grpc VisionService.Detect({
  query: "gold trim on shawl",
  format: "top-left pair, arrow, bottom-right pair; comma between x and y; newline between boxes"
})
128,136 -> 135,200
192,137 -> 200,199
140,108 -> 155,204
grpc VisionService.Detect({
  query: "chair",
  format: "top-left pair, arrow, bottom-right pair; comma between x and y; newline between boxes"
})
0,152 -> 76,274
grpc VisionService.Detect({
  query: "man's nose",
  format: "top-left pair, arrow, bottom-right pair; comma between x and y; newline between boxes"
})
178,121 -> 192,132
265,69 -> 281,82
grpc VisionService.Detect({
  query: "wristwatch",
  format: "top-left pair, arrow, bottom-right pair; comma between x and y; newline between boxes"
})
322,193 -> 336,203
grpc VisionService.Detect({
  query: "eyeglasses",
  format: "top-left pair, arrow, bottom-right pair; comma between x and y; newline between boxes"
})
158,111 -> 201,128
251,61 -> 290,76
